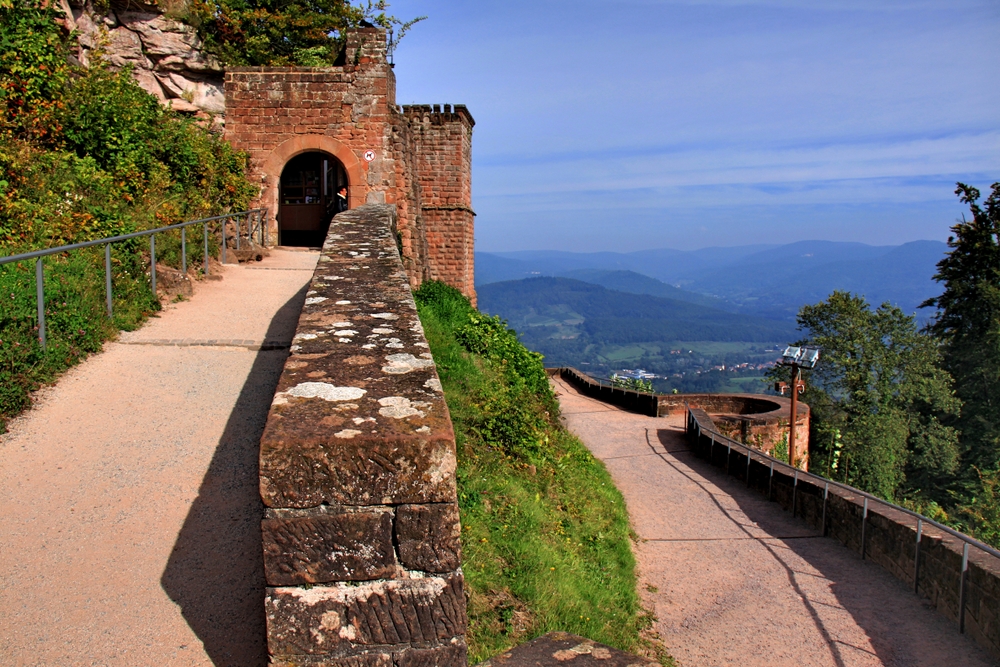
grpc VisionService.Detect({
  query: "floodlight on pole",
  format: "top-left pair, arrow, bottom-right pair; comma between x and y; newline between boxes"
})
777,346 -> 820,468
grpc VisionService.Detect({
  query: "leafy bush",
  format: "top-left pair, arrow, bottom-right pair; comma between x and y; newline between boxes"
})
414,281 -> 664,664
0,1 -> 255,430
188,0 -> 423,67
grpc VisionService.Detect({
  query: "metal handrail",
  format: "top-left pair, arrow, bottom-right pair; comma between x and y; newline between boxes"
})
558,367 -> 658,395
0,208 -> 267,350
686,405 -> 1000,635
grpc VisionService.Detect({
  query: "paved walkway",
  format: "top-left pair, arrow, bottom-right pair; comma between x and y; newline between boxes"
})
0,249 -> 318,667
552,376 -> 994,667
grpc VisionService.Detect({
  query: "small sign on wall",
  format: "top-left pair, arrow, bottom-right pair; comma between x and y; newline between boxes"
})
364,150 -> 376,162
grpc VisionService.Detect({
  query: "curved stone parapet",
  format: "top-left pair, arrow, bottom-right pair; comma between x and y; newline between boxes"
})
553,366 -> 809,465
259,204 -> 466,666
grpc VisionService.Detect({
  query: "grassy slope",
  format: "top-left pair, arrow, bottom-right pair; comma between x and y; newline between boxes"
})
415,282 -> 668,664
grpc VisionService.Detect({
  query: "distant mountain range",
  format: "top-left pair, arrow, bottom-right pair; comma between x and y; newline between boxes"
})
477,277 -> 797,369
476,240 -> 947,322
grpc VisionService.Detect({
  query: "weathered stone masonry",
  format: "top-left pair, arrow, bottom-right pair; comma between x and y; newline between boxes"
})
224,28 -> 476,304
259,205 -> 466,666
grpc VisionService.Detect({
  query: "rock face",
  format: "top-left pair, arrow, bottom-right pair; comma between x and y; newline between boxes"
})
62,0 -> 225,118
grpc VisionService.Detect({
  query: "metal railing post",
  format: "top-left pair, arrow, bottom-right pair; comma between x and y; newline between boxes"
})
769,461 -> 774,500
746,448 -> 752,486
861,497 -> 869,560
726,439 -> 731,474
150,234 -> 157,295
792,469 -> 799,518
105,243 -> 113,318
822,482 -> 829,537
35,258 -> 45,351
236,214 -> 241,251
959,541 -> 969,633
914,519 -> 923,593
221,217 -> 227,264
203,222 -> 209,276
181,226 -> 187,275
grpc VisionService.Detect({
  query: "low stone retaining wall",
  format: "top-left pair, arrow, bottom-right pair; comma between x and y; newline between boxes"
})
686,409 -> 1000,661
258,204 -> 467,666
553,367 -> 807,461
553,367 -> 660,416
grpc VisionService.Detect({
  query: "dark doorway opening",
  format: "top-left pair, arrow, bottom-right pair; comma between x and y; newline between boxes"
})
278,152 -> 348,247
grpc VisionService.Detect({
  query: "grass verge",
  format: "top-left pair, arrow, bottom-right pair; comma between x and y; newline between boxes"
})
415,281 -> 670,665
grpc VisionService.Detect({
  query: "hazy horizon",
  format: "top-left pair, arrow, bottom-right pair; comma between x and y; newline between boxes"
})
479,237 -> 944,256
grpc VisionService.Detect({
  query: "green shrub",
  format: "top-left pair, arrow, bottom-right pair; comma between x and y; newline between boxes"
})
414,281 -> 665,664
0,1 -> 255,430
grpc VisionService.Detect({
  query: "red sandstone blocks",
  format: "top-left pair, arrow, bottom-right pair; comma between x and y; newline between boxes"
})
395,503 -> 462,573
265,574 -> 466,655
262,509 -> 396,585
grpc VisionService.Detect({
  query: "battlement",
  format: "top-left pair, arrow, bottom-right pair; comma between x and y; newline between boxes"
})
399,104 -> 475,127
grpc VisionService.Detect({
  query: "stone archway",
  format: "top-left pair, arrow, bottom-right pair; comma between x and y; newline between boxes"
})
260,136 -> 367,242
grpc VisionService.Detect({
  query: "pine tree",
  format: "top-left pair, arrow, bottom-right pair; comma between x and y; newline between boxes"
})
923,183 -> 1000,477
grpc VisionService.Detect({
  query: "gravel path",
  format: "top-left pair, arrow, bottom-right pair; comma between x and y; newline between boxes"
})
0,249 -> 318,667
553,376 -> 994,667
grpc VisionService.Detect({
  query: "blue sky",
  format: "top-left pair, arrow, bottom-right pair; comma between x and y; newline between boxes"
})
388,0 -> 999,252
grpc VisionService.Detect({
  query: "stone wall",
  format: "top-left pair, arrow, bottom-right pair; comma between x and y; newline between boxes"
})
686,409 -> 1000,661
400,105 -> 476,305
223,29 -> 476,303
555,367 -> 808,464
258,204 -> 467,665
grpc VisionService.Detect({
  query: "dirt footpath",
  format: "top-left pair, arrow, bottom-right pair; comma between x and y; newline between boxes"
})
552,376 -> 994,667
0,249 -> 317,667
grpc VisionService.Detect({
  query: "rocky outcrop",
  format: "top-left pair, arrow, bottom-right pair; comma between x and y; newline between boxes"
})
61,0 -> 225,119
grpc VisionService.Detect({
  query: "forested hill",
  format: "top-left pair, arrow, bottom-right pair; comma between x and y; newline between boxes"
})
477,239 -> 947,322
477,277 -> 796,358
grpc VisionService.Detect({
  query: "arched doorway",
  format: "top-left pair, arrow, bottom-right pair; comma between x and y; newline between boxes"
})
278,152 -> 348,247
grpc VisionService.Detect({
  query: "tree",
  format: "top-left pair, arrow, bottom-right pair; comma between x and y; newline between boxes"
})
791,291 -> 959,499
188,0 -> 424,67
922,182 -> 1000,477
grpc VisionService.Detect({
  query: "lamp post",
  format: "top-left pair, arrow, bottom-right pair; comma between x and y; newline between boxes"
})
776,346 -> 820,468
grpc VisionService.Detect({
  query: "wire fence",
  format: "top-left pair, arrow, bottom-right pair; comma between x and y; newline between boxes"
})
0,208 -> 267,350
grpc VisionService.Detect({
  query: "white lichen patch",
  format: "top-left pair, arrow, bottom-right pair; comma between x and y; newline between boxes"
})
331,321 -> 352,327
377,396 -> 428,419
305,296 -> 328,305
372,313 -> 399,320
338,338 -> 352,343
334,429 -> 363,439
362,343 -> 377,349
281,383 -> 367,402
414,342 -> 429,348
352,416 -> 376,425
385,338 -> 404,349
335,300 -> 352,305
423,378 -> 443,392
294,333 -> 319,341
416,425 -> 431,433
334,330 -> 358,336
410,319 -> 425,334
372,327 -> 394,334
326,276 -> 345,281
382,353 -> 435,374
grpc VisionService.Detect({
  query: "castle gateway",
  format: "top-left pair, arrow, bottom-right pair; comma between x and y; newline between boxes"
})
224,28 -> 476,304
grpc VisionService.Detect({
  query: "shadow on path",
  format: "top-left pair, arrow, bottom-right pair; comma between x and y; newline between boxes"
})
650,426 -> 991,667
160,284 -> 308,666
